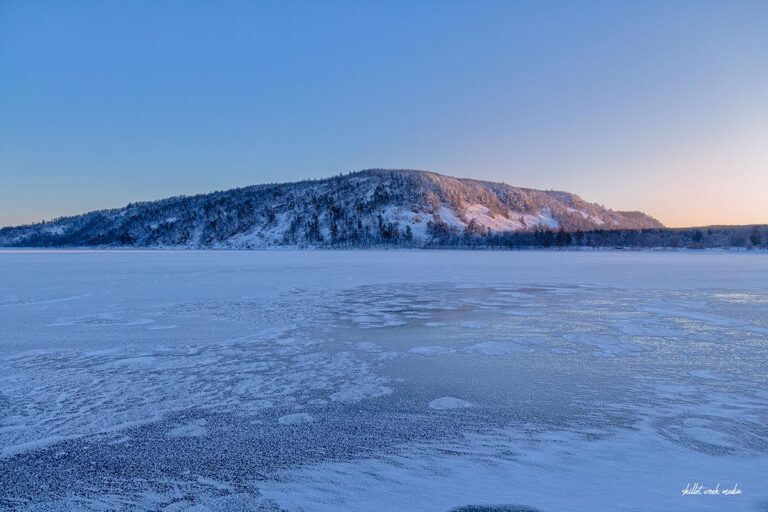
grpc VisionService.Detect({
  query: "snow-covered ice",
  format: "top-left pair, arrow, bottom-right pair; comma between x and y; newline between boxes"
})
166,419 -> 209,438
277,413 -> 314,426
1,250 -> 767,511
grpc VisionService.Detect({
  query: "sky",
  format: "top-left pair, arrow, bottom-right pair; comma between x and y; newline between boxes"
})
1,0 -> 766,228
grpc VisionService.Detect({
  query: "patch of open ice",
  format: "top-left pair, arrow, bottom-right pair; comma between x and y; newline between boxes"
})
48,314 -> 154,327
429,397 -> 474,410
614,322 -> 682,337
0,294 -> 92,307
688,370 -> 728,381
744,325 -> 768,335
408,346 -> 456,356
459,321 -> 487,329
329,382 -> 392,403
464,342 -> 533,355
148,324 -> 178,330
502,310 -> 544,317
563,333 -> 649,357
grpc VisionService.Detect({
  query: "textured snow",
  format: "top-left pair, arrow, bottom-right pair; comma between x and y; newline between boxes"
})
166,419 -> 209,438
1,250 -> 767,511
278,413 -> 314,426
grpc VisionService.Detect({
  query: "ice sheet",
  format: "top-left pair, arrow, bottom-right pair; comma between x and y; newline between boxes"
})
0,250 -> 767,511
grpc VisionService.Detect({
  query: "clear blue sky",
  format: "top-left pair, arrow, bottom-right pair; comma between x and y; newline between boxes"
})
1,0 -> 766,227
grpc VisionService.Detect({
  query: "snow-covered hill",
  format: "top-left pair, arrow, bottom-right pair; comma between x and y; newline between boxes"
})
0,169 -> 663,248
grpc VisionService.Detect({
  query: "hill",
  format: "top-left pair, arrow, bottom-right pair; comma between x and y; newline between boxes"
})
0,169 -> 665,248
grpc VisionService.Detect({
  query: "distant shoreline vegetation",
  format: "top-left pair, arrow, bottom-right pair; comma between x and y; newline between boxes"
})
1,225 -> 765,251
417,225 -> 768,250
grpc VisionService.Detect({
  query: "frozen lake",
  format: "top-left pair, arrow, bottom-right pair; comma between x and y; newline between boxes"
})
1,250 -> 767,511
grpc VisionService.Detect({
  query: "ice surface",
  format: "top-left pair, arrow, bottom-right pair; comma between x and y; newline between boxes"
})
463,341 -> 533,355
429,397 -> 474,410
409,345 -> 456,356
1,250 -> 767,511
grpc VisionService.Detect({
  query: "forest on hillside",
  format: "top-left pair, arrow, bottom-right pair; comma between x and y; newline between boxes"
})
324,223 -> 768,250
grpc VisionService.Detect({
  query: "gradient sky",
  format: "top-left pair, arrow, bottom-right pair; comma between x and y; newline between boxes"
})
1,0 -> 766,228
